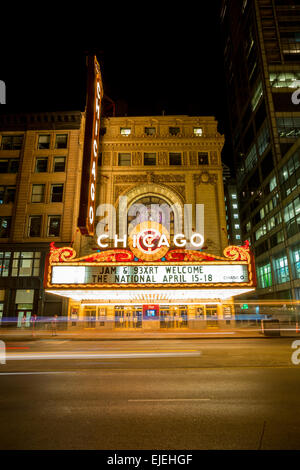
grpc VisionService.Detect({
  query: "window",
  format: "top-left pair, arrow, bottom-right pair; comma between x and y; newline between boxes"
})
28,216 -> 42,237
31,184 -> 45,203
144,153 -> 156,166
120,128 -> 131,136
1,135 -> 23,150
257,121 -> 270,156
145,127 -> 156,136
0,159 -> 19,173
55,134 -> 68,149
169,153 -> 181,165
12,252 -> 40,277
38,135 -> 50,149
245,144 -> 257,174
0,186 -> 15,204
251,81 -> 263,111
256,224 -> 267,241
277,117 -> 300,138
35,157 -> 48,173
231,194 -> 237,199
118,153 -> 131,166
198,152 -> 209,165
0,252 -> 11,277
269,175 -> 277,192
290,245 -> 300,279
0,217 -> 11,238
193,127 -> 203,136
47,216 -> 61,237
270,230 -> 284,248
53,157 -> 66,172
169,127 -> 180,136
235,234 -> 241,240
50,184 -> 64,203
234,224 -> 240,229
270,71 -> 300,89
233,213 -> 239,219
257,263 -> 272,288
273,253 -> 290,284
284,196 -> 300,238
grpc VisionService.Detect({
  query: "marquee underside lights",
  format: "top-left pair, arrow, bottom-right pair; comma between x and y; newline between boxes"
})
46,288 -> 255,302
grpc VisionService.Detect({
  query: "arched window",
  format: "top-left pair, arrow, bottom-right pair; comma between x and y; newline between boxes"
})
127,196 -> 175,237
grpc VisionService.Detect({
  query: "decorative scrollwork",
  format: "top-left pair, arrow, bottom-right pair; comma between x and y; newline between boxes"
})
49,242 -> 76,263
223,241 -> 250,263
165,249 -> 217,262
80,249 -> 135,263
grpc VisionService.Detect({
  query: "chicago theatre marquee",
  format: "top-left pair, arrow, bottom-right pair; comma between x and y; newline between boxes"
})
44,57 -> 256,329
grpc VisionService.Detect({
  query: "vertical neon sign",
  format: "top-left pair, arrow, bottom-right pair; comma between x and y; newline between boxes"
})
78,55 -> 103,235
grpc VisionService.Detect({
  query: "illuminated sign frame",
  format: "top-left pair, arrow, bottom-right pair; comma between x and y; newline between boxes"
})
45,243 -> 256,291
78,55 -> 103,236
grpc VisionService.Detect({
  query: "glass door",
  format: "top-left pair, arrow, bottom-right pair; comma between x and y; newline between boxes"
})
17,310 -> 32,328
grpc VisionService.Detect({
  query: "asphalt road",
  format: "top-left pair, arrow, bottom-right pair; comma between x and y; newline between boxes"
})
0,338 -> 300,450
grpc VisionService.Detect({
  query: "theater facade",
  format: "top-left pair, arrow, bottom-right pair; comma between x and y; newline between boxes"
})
44,114 -> 256,329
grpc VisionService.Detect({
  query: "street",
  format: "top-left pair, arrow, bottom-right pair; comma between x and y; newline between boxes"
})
0,338 -> 299,449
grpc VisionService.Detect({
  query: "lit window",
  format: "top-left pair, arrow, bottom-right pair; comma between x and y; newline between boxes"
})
120,128 -> 131,136
47,216 -> 61,237
231,194 -> 237,199
53,157 -> 66,172
236,234 -> 241,240
232,204 -> 238,209
12,252 -> 40,277
193,127 -> 203,136
0,216 -> 11,238
234,224 -> 240,229
233,214 -> 239,219
55,134 -> 68,149
31,185 -> 45,203
38,135 -> 50,149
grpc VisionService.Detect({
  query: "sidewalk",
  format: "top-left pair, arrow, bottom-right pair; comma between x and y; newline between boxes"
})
0,326 -> 299,341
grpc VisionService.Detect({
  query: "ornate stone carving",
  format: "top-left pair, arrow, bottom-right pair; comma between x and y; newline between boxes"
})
193,172 -> 218,185
102,152 -> 111,166
210,151 -> 218,165
158,151 -> 168,166
189,151 -> 197,165
114,174 -> 185,184
132,152 -> 143,166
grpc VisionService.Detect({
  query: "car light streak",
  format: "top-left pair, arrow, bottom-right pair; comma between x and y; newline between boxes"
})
5,350 -> 202,361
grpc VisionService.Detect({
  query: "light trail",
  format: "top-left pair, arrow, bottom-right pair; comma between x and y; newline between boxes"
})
4,350 -> 202,361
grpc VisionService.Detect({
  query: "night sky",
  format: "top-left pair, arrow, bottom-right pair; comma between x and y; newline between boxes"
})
0,3 -> 232,167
